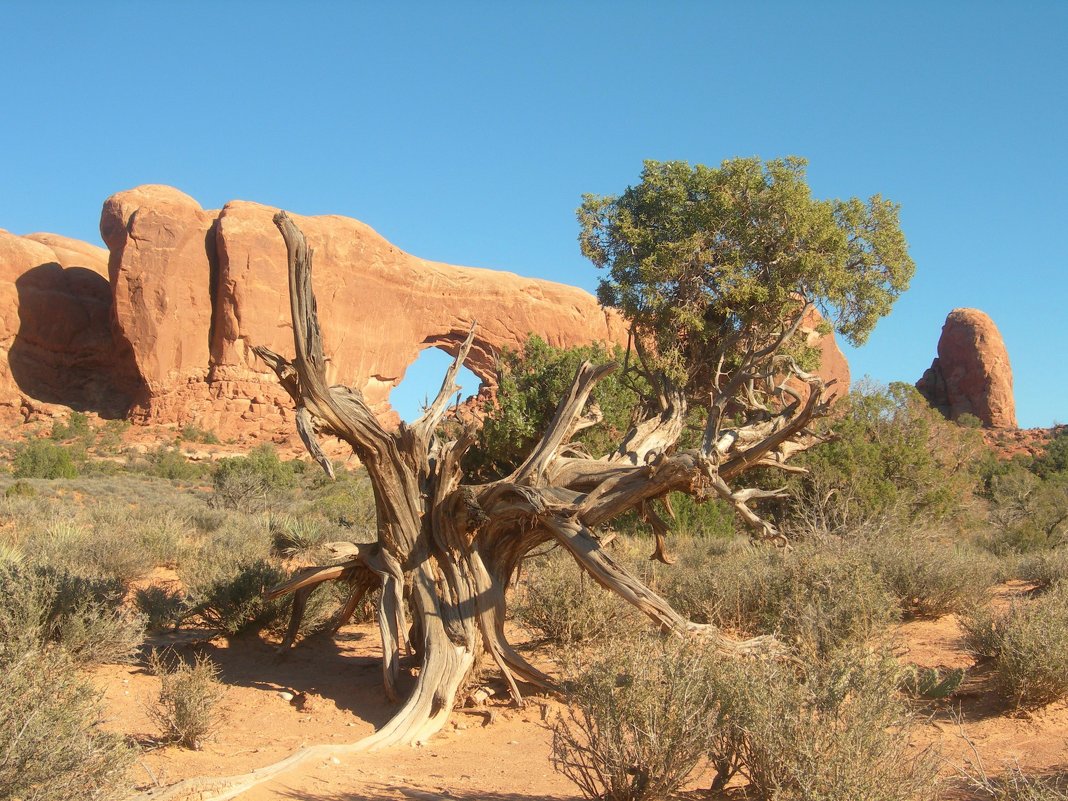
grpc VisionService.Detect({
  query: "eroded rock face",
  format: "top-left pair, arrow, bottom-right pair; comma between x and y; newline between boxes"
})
1,185 -> 852,443
99,187 -> 630,436
0,228 -> 141,418
917,308 -> 1016,429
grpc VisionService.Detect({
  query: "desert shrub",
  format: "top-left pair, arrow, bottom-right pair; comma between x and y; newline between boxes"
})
962,586 -> 1068,706
96,418 -> 130,453
13,439 -> 78,479
625,536 -> 896,655
963,763 -> 1068,801
1018,547 -> 1068,590
1032,428 -> 1068,480
5,478 -> 36,498
270,514 -> 330,557
211,444 -> 296,512
769,548 -> 898,657
984,468 -> 1068,554
552,637 -> 726,801
792,382 -> 984,530
146,649 -> 226,750
0,647 -> 132,801
185,559 -> 288,636
517,549 -> 638,644
654,537 -> 779,630
180,424 -> 221,445
859,531 -> 996,617
143,446 -> 208,481
300,470 -> 377,534
136,585 -> 186,631
712,648 -> 939,801
464,335 -> 643,480
0,563 -> 143,667
50,411 -> 93,443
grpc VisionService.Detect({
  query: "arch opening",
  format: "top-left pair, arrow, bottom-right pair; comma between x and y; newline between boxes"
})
389,346 -> 482,424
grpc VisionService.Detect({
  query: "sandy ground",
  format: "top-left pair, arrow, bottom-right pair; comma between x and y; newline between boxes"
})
93,581 -> 1068,801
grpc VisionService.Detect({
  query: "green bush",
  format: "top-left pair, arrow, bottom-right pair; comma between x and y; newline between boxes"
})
5,479 -> 36,498
962,586 -> 1068,706
1032,427 -> 1068,480
552,637 -> 726,801
792,382 -> 984,530
983,468 -> 1068,554
50,411 -> 92,442
147,649 -> 226,750
211,444 -> 296,512
185,559 -> 288,636
143,446 -> 207,481
0,647 -> 132,801
13,440 -> 79,479
464,335 -> 643,480
96,418 -> 130,454
180,424 -> 221,445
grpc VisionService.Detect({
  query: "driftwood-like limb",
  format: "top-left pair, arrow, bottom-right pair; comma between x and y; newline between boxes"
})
154,212 -> 835,801
411,322 -> 478,440
512,360 -> 617,485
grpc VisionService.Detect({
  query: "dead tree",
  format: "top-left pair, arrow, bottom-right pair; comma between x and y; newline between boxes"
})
253,211 -> 834,751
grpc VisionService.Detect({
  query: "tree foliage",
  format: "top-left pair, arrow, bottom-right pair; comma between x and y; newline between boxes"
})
466,335 -> 642,479
794,382 -> 985,529
579,158 -> 914,393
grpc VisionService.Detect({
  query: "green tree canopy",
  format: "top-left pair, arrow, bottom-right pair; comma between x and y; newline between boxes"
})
579,158 -> 914,393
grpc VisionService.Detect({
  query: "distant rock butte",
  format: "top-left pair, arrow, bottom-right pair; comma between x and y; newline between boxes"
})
916,308 -> 1017,429
1,185 -> 850,445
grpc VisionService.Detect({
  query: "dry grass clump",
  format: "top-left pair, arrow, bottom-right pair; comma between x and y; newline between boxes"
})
517,549 -> 640,644
965,766 -> 1068,801
962,584 -> 1068,707
714,649 -> 938,801
146,649 -> 226,750
858,530 -> 997,618
0,647 -> 133,801
552,637 -> 725,801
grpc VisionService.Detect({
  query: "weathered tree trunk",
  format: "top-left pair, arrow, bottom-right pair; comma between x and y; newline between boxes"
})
134,212 -> 830,800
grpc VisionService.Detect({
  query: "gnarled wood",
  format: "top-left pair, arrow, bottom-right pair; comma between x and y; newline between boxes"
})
143,211 -> 836,801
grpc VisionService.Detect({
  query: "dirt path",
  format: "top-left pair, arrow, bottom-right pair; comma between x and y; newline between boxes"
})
96,587 -> 1068,800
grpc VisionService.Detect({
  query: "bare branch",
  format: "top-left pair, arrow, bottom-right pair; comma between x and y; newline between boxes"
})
512,360 -> 617,485
412,322 -> 478,441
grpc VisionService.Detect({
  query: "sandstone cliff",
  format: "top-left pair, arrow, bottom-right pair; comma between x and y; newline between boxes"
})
0,185 -> 850,444
916,307 -> 1016,429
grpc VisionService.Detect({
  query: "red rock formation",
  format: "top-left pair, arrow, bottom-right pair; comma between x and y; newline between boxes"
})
0,185 -> 852,444
99,187 -> 630,436
800,305 -> 850,400
917,308 -> 1016,429
0,228 -> 140,419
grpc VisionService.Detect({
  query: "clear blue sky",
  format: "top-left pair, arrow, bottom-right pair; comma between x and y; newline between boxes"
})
2,2 -> 1065,427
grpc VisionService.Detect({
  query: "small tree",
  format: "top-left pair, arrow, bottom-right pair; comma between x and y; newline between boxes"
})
168,159 -> 913,797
